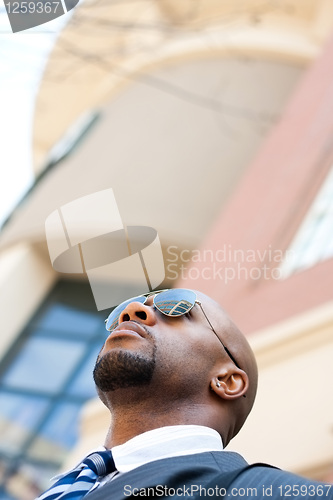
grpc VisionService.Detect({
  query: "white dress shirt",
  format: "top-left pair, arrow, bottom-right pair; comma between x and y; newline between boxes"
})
98,425 -> 223,487
53,425 -> 223,492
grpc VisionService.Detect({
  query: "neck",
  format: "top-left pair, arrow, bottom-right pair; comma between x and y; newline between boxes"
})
103,398 -> 216,448
100,384 -> 229,448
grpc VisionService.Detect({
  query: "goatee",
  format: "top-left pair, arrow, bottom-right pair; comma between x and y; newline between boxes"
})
93,348 -> 156,392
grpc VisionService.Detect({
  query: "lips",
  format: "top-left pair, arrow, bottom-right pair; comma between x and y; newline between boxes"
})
108,321 -> 148,340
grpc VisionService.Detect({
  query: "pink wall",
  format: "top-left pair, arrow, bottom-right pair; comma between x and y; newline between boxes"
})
179,35 -> 333,334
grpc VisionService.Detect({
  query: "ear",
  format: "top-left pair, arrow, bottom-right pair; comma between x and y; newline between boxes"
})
210,365 -> 249,400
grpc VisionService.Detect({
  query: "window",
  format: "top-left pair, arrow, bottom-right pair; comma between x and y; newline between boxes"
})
280,167 -> 333,277
0,280 -> 107,500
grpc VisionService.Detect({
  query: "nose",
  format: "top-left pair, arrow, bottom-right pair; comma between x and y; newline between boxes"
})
118,301 -> 156,327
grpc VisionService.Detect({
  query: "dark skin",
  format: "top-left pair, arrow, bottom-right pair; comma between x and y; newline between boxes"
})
93,290 -> 258,449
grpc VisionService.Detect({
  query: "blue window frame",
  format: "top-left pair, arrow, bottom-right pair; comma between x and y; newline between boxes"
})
0,280 -> 107,500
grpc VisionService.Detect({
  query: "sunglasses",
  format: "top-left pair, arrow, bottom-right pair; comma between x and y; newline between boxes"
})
105,288 -> 241,370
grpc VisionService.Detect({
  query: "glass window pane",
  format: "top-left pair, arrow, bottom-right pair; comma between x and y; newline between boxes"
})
28,402 -> 82,463
322,212 -> 333,259
3,338 -> 86,393
0,485 -> 16,500
0,455 -> 57,500
0,393 -> 49,455
0,280 -> 108,500
36,304 -> 102,337
67,343 -> 101,398
280,166 -> 333,277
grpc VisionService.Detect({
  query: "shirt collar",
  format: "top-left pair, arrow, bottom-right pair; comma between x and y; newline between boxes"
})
111,425 -> 223,473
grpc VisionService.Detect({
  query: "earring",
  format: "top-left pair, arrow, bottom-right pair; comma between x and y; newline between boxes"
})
216,381 -> 221,388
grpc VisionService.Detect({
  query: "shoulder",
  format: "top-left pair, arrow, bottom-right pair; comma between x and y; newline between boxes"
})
215,463 -> 333,500
87,451 -> 248,499
208,450 -> 248,470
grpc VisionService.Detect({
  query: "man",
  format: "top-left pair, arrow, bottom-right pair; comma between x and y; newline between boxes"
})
38,289 -> 332,499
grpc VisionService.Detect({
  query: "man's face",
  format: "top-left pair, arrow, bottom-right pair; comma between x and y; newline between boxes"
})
93,292 -> 224,399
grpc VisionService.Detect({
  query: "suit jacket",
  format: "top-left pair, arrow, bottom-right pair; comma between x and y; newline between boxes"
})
87,451 -> 332,499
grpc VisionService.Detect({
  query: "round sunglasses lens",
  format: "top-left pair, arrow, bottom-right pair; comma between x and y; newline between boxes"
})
105,296 -> 146,331
153,289 -> 196,316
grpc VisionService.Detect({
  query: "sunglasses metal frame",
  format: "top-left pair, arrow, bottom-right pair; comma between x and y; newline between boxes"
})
105,289 -> 241,370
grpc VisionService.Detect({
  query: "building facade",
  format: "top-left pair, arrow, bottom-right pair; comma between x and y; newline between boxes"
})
1,1 -> 333,498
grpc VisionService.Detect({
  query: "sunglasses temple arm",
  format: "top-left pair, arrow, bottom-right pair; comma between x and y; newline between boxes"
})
196,301 -> 241,370
195,300 -> 217,333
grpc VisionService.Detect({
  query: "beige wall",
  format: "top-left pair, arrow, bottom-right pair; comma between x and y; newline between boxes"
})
230,302 -> 333,479
0,245 -> 56,358
33,0 -> 333,171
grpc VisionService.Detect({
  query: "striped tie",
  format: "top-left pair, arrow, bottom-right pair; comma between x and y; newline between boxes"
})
37,450 -> 116,500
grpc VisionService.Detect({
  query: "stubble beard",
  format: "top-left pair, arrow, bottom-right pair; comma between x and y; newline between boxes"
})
93,344 -> 156,392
